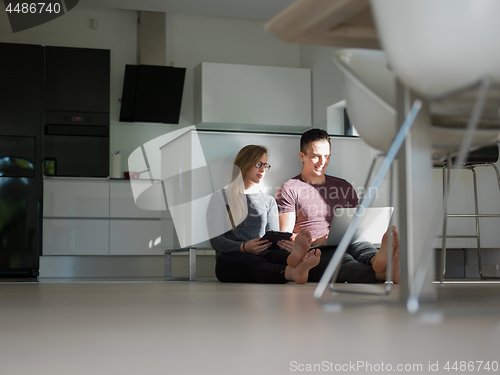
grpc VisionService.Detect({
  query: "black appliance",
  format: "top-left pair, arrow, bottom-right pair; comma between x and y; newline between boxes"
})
119,64 -> 186,124
43,113 -> 109,178
44,46 -> 110,177
0,43 -> 43,277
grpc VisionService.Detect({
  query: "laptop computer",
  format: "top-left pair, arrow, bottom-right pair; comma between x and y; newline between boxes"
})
313,207 -> 394,248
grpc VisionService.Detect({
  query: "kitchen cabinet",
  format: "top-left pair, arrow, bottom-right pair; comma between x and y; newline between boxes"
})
194,62 -> 311,130
43,179 -> 109,217
43,179 -> 173,256
110,182 -> 160,218
109,220 -> 165,255
43,219 -> 109,256
109,180 -> 169,255
45,46 -> 110,114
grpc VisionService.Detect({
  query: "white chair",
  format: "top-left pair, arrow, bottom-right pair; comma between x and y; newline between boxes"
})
369,0 -> 500,311
370,0 -> 500,100
314,42 -> 500,302
333,48 -> 500,158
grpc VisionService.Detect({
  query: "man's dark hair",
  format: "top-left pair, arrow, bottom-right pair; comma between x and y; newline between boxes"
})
300,128 -> 331,154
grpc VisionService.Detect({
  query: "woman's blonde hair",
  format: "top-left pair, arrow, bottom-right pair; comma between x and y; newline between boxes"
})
226,145 -> 268,230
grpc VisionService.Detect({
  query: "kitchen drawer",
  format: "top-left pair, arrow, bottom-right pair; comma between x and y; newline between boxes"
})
43,219 -> 109,255
109,181 -> 161,219
44,179 -> 109,217
109,220 -> 166,255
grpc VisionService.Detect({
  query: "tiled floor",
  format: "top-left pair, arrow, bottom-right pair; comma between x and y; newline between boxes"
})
1,280 -> 500,375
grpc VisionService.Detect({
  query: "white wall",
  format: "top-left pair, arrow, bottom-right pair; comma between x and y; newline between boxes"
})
301,45 -> 346,130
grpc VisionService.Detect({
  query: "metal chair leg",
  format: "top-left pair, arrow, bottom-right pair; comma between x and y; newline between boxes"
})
407,77 -> 492,313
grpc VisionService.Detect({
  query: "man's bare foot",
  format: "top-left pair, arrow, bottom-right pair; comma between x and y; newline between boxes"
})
374,249 -> 400,283
285,249 -> 321,284
287,228 -> 312,268
371,225 -> 399,273
392,250 -> 400,284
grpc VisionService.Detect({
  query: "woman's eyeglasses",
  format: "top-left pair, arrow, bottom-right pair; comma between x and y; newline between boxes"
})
255,161 -> 271,171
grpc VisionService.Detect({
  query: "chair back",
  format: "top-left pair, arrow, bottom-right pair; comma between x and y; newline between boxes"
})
334,49 -> 500,157
370,0 -> 500,98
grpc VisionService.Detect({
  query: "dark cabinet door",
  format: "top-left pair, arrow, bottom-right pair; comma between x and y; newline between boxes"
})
0,78 -> 43,136
0,42 -> 43,80
45,46 -> 110,114
0,42 -> 43,137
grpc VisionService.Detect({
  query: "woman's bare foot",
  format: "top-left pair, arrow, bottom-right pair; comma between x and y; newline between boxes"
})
285,249 -> 321,284
287,228 -> 312,268
371,225 -> 399,273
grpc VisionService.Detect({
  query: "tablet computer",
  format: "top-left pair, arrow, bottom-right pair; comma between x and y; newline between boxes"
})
260,231 -> 292,249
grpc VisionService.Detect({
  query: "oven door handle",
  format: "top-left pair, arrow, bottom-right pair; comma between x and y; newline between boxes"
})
45,124 -> 108,137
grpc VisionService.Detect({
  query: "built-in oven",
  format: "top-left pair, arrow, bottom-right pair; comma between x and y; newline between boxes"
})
43,112 -> 109,178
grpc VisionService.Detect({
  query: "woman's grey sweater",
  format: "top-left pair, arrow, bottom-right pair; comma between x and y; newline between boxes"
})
207,190 -> 279,258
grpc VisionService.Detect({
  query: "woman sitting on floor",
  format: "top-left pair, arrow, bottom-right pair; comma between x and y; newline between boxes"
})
207,145 -> 320,284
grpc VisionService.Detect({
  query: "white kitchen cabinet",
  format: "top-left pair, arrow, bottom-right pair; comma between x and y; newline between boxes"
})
43,179 -> 109,218
43,178 -> 176,256
110,180 -> 160,219
194,62 -> 311,129
109,220 -> 163,255
43,219 -> 109,256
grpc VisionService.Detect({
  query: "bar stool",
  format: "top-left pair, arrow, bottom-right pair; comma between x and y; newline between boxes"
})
437,144 -> 500,280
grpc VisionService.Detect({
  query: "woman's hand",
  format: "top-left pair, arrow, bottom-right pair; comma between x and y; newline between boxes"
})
241,238 -> 272,255
277,239 -> 295,253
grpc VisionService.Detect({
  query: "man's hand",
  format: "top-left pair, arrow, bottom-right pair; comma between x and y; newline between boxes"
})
311,235 -> 327,246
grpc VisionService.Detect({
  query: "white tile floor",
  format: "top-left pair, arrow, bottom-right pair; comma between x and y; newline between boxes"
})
1,280 -> 500,375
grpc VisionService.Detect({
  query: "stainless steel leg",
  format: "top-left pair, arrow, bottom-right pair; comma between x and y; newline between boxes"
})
471,167 -> 500,280
385,163 -> 395,287
189,248 -> 197,281
471,168 -> 485,279
165,248 -> 197,281
439,161 -> 450,283
477,163 -> 500,279
491,163 -> 500,190
165,251 -> 173,280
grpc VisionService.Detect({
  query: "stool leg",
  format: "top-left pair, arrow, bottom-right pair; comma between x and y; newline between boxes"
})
471,168 -> 486,280
189,248 -> 197,281
440,161 -> 450,283
165,252 -> 173,280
